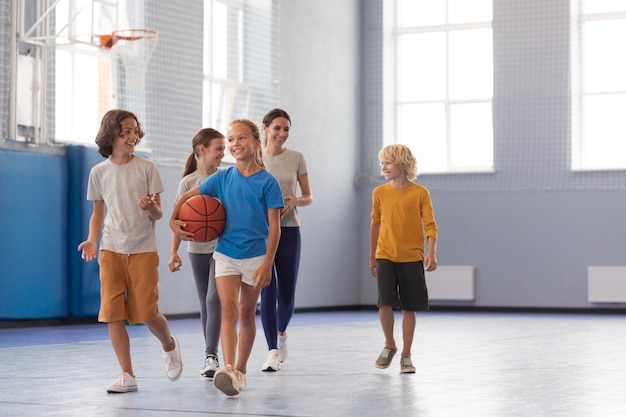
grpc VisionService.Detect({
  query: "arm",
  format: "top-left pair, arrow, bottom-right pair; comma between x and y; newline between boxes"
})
168,233 -> 183,272
169,187 -> 201,241
252,207 -> 282,289
139,193 -> 163,220
77,200 -> 105,262
369,223 -> 380,277
424,236 -> 438,272
168,187 -> 187,272
281,173 -> 313,217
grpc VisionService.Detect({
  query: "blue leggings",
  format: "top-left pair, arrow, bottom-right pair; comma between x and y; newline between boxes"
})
261,227 -> 301,350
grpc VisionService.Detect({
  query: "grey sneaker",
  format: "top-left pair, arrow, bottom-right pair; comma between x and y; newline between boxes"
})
106,372 -> 138,393
164,336 -> 183,381
375,346 -> 397,369
214,365 -> 239,396
201,354 -> 219,378
400,356 -> 416,373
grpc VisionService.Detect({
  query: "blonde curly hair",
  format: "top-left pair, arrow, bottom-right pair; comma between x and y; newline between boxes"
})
378,144 -> 418,180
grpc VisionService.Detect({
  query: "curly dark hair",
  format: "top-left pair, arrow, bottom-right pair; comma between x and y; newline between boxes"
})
95,109 -> 145,158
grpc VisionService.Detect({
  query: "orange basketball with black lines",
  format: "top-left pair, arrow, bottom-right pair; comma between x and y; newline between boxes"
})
178,195 -> 226,242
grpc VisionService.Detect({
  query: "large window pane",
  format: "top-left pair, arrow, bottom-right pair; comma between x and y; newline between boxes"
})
583,20 -> 626,93
573,3 -> 626,170
448,0 -> 492,23
450,103 -> 493,168
400,103 -> 447,172
449,29 -> 493,100
397,0 -> 445,27
581,94 -> 626,170
399,33 -> 446,102
582,0 -> 626,13
55,51 -> 100,143
212,2 -> 228,79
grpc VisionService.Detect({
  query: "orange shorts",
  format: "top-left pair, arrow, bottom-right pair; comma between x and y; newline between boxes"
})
97,250 -> 160,324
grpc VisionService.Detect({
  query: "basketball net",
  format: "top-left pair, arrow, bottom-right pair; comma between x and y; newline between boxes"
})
100,29 -> 159,89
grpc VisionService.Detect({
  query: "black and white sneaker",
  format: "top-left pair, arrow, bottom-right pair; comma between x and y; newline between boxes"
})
201,354 -> 219,378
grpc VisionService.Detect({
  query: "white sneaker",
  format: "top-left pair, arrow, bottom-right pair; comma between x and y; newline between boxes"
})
262,349 -> 280,372
164,336 -> 183,381
106,372 -> 138,393
278,334 -> 288,362
214,365 -> 239,396
201,354 -> 219,378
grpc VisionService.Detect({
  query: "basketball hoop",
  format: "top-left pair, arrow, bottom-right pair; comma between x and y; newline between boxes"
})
100,29 -> 159,89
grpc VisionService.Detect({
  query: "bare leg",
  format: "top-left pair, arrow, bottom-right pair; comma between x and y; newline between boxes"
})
146,313 -> 176,352
216,275 -> 242,367
235,284 -> 262,374
108,321 -> 133,375
378,305 -> 396,348
401,310 -> 416,357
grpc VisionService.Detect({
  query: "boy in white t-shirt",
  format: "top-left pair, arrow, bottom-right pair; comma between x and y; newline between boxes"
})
78,109 -> 183,393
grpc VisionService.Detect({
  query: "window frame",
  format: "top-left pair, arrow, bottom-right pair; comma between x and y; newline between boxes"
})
388,0 -> 494,175
571,2 -> 626,172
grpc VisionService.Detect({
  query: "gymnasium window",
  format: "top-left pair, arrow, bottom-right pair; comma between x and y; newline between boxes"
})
388,0 -> 494,174
16,0 -> 137,146
571,0 -> 626,171
202,0 -> 276,164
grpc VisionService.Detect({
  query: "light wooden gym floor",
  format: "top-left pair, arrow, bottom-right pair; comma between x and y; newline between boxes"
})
1,310 -> 626,416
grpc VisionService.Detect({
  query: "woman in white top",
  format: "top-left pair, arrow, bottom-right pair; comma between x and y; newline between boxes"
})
259,109 -> 313,371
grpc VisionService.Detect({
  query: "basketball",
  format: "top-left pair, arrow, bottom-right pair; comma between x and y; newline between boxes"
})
178,195 -> 226,242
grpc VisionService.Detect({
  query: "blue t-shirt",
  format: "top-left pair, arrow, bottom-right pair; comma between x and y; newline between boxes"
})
198,166 -> 284,259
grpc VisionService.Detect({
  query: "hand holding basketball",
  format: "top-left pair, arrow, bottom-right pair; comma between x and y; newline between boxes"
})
177,195 -> 226,242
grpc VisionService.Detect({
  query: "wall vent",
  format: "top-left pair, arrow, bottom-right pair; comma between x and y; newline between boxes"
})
588,266 -> 626,303
426,266 -> 475,301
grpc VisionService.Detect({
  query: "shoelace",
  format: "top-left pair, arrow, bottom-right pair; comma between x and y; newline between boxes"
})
165,352 -> 178,369
380,348 -> 393,358
117,373 -> 130,385
235,371 -> 246,389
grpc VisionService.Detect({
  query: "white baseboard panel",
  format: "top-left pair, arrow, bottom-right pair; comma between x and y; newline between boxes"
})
426,265 -> 475,301
588,266 -> 626,303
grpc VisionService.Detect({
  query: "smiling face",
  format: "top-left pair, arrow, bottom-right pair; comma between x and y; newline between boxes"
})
380,157 -> 404,182
227,122 -> 260,161
111,117 -> 141,158
263,116 -> 290,150
198,137 -> 226,171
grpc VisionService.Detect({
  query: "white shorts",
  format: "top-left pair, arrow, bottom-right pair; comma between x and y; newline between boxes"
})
213,252 -> 265,287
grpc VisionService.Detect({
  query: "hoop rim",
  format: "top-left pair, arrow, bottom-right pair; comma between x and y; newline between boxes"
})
112,29 -> 159,42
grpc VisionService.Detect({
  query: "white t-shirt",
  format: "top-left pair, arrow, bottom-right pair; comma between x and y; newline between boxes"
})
87,155 -> 165,254
176,170 -> 217,254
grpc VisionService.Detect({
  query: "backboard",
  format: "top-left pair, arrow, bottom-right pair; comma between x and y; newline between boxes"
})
17,0 -> 139,50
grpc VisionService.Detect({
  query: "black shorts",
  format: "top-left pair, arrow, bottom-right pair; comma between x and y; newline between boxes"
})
376,259 -> 429,312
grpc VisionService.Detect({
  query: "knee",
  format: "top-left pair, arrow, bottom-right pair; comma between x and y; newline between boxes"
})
239,307 -> 256,327
221,303 -> 239,322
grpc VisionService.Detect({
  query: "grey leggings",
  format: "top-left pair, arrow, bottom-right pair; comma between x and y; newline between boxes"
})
188,252 -> 222,356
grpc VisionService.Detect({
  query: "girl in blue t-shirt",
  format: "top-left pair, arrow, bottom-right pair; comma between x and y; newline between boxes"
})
170,119 -> 283,396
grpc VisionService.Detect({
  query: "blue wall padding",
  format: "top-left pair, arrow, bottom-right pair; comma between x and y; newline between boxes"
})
67,145 -> 102,317
0,150 -> 69,319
